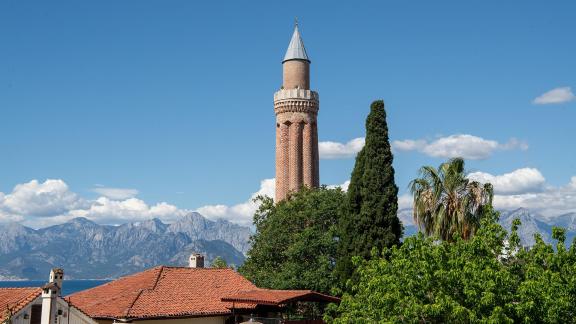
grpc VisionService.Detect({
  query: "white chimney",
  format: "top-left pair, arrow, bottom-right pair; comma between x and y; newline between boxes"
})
189,253 -> 204,268
49,268 -> 64,295
41,268 -> 63,324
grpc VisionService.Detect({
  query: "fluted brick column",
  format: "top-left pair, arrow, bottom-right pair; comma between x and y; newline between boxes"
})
275,122 -> 290,201
274,89 -> 319,202
275,123 -> 283,201
302,122 -> 313,187
289,121 -> 303,192
312,122 -> 320,187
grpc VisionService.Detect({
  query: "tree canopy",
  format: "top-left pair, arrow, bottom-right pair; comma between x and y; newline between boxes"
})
410,158 -> 493,241
210,256 -> 229,268
239,187 -> 345,294
328,209 -> 576,323
335,100 -> 403,284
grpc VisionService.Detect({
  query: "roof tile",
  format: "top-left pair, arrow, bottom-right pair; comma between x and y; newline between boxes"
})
68,266 -> 257,320
0,288 -> 42,322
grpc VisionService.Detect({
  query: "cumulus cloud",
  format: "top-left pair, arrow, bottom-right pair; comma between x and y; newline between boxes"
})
468,168 -> 546,194
468,169 -> 576,217
393,135 -> 528,160
320,134 -> 527,160
327,180 -> 350,191
199,178 -> 355,226
1,179 -> 85,217
0,177 -> 353,228
92,187 -> 139,200
319,138 -> 365,159
493,179 -> 576,217
0,179 -> 190,228
398,193 -> 413,210
393,139 -> 427,151
533,86 -> 575,105
197,179 -> 275,226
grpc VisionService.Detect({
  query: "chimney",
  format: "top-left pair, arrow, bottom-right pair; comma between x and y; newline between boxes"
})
49,268 -> 64,295
41,268 -> 63,324
189,253 -> 204,268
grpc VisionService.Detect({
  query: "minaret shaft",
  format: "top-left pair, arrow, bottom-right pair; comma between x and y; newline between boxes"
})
274,24 -> 319,202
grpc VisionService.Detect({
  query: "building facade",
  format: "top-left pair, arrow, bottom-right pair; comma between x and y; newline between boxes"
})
274,25 -> 320,201
0,269 -> 96,324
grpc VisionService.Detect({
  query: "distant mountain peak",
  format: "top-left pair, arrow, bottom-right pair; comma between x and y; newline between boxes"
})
68,217 -> 97,225
0,211 -> 251,280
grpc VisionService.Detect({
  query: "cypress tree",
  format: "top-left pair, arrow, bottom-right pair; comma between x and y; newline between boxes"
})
336,100 -> 403,285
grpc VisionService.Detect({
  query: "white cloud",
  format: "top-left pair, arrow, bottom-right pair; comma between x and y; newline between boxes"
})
1,179 -> 85,217
393,139 -> 426,151
393,134 -> 528,160
468,168 -> 545,194
533,86 -> 575,105
327,180 -> 350,191
321,134 -> 527,161
398,193 -> 413,210
467,169 -> 576,217
0,179 -> 190,228
92,187 -> 139,200
197,179 -> 275,226
319,137 -> 365,159
199,178 -> 355,226
65,198 -> 188,226
493,179 -> 576,217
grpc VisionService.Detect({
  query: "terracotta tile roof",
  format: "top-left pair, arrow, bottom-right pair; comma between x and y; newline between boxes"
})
67,266 -> 258,320
221,289 -> 341,306
0,288 -> 42,322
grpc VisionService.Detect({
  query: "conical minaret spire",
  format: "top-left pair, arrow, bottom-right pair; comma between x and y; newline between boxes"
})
283,24 -> 310,63
274,23 -> 320,202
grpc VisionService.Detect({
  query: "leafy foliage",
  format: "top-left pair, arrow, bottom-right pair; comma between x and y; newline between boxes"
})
335,100 -> 403,284
240,187 -> 345,294
210,256 -> 229,268
329,209 -> 576,323
410,158 -> 494,241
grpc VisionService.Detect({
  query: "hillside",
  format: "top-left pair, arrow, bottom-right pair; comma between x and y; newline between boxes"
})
0,212 -> 251,280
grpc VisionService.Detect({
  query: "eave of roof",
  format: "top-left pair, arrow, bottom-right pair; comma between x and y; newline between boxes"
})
222,289 -> 341,306
67,266 -> 259,320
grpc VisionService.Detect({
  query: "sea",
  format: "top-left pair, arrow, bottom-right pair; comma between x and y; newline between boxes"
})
0,280 -> 110,295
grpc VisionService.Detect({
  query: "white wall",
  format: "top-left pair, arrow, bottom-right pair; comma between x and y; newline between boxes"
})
6,296 -> 96,324
96,316 -> 226,324
7,296 -> 42,324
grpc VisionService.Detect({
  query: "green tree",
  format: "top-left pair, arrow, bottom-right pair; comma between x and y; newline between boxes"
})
335,100 -> 403,285
240,187 -> 345,294
211,256 -> 229,268
409,157 -> 493,241
328,212 -> 576,323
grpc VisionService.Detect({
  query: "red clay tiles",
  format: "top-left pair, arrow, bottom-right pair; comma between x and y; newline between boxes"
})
67,266 -> 257,320
0,287 -> 42,322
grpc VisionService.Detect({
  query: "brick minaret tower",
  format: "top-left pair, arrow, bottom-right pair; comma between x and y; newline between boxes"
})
274,24 -> 319,201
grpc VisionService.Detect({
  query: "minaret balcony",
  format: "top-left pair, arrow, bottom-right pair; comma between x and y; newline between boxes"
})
274,88 -> 319,103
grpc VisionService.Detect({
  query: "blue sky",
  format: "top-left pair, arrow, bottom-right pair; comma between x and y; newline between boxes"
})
1,1 -> 575,227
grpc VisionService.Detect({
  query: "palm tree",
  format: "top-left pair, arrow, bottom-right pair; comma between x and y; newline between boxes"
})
409,158 -> 493,241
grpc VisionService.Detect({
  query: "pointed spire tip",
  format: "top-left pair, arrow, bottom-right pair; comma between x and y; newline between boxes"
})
283,22 -> 310,63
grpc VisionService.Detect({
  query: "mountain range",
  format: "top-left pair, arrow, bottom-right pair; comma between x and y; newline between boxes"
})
2,207 -> 575,280
399,207 -> 576,246
0,212 -> 251,280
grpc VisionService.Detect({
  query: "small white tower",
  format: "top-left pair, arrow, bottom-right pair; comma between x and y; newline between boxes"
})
189,253 -> 204,268
41,268 -> 64,324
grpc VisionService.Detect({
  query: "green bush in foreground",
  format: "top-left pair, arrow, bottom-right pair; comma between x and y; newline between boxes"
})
328,211 -> 576,323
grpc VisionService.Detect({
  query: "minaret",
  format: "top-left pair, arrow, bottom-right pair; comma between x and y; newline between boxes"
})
274,24 -> 319,202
